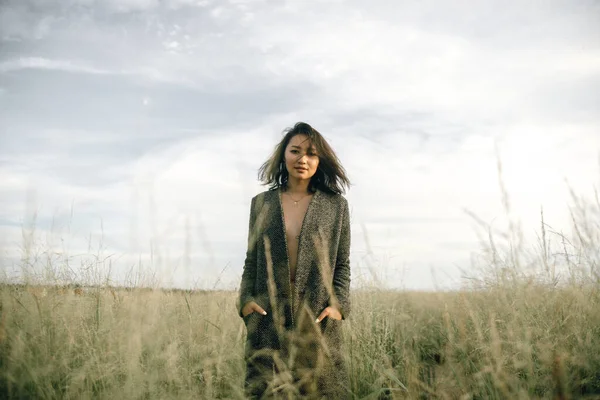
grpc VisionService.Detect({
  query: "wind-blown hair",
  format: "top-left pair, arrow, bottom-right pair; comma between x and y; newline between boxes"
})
258,122 -> 351,195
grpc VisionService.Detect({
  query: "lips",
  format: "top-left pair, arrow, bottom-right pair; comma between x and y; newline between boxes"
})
295,167 -> 308,172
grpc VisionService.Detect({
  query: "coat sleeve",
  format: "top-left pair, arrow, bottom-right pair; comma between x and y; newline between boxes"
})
331,197 -> 351,320
237,196 -> 258,318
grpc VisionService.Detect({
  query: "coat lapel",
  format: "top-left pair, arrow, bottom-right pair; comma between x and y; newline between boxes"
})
295,188 -> 322,302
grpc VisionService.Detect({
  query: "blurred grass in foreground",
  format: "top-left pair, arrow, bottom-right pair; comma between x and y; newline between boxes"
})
0,282 -> 598,399
1,178 -> 599,399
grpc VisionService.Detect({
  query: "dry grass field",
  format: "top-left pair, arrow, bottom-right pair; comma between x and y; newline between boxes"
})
1,188 -> 599,399
0,281 -> 599,399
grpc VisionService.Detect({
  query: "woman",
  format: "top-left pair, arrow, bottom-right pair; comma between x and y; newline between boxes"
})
237,122 -> 352,399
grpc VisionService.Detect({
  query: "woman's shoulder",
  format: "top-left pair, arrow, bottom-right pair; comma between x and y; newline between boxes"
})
318,188 -> 348,208
250,188 -> 277,204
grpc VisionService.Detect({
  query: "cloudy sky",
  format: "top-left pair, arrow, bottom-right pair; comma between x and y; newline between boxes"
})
1,0 -> 599,291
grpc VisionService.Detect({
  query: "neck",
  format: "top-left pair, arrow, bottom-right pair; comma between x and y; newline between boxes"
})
285,176 -> 311,194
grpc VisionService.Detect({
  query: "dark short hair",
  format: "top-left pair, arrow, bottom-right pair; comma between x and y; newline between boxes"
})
258,122 -> 351,195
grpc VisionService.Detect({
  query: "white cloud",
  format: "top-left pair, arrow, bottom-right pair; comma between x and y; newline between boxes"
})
0,57 -> 110,74
164,0 -> 212,9
67,0 -> 161,12
107,0 -> 160,12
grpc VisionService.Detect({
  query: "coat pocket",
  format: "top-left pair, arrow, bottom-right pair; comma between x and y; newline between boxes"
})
320,317 -> 343,338
243,311 -> 258,327
243,312 -> 263,349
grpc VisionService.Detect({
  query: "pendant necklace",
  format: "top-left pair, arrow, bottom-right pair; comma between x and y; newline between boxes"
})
284,190 -> 310,239
286,191 -> 310,207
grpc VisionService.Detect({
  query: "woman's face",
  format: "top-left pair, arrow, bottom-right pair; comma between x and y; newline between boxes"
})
284,134 -> 320,182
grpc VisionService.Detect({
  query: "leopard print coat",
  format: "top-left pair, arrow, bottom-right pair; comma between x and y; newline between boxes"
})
237,187 -> 352,399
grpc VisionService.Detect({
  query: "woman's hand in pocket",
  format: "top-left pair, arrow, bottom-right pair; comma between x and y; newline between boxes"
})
315,306 -> 342,323
241,301 -> 267,317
